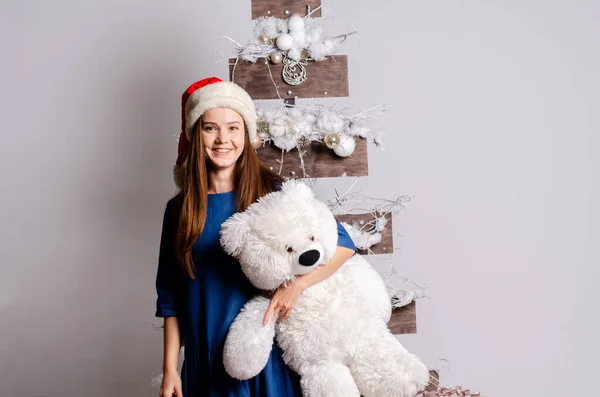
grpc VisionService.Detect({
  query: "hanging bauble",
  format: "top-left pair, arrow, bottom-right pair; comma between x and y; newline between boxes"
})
288,14 -> 305,32
276,34 -> 294,51
269,52 -> 283,64
250,135 -> 263,149
324,132 -> 342,149
258,34 -> 271,45
333,134 -> 356,157
282,57 -> 307,85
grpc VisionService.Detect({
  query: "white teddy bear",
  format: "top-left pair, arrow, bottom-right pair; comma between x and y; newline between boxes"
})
220,180 -> 429,397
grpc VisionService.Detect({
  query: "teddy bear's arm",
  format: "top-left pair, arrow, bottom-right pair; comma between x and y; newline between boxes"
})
223,296 -> 276,380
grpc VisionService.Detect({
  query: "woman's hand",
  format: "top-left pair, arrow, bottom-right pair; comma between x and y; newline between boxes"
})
160,369 -> 183,397
263,278 -> 307,326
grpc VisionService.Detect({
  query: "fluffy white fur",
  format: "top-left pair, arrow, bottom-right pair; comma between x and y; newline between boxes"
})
220,181 -> 429,397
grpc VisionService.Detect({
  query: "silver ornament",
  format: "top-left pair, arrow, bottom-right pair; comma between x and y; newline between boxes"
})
282,57 -> 307,86
324,133 -> 341,149
286,90 -> 292,95
289,171 -> 296,177
269,52 -> 283,64
284,10 -> 290,15
258,34 -> 271,45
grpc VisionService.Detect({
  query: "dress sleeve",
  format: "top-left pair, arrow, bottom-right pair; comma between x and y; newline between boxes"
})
336,221 -> 358,253
155,199 -> 184,317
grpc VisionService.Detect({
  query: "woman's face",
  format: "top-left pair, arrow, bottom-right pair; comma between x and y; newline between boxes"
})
200,108 -> 245,171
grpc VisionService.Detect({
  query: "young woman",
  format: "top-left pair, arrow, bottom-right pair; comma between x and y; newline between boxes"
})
156,77 -> 356,397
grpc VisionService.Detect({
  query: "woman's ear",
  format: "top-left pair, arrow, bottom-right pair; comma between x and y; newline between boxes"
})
220,211 -> 251,257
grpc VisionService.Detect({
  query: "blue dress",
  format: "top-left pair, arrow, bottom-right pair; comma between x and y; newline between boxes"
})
155,190 -> 357,397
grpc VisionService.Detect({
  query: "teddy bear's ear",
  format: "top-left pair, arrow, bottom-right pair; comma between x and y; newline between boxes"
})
281,180 -> 315,200
220,211 -> 250,257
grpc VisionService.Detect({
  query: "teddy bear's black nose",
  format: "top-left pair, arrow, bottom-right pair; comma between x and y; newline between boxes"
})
298,249 -> 320,266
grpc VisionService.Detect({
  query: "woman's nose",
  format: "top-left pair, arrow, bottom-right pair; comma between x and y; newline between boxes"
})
215,130 -> 229,143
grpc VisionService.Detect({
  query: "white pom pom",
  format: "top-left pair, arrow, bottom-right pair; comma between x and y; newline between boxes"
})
288,14 -> 305,32
276,34 -> 293,50
289,108 -> 303,119
287,46 -> 302,61
253,17 -> 278,38
290,30 -> 306,47
348,123 -> 371,138
316,110 -> 345,132
276,19 -> 289,33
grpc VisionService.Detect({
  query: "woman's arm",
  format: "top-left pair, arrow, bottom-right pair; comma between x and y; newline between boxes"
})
262,245 -> 355,325
162,316 -> 182,373
160,316 -> 183,397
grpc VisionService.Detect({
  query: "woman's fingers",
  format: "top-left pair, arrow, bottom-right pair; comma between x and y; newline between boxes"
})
263,300 -> 277,325
280,308 -> 290,320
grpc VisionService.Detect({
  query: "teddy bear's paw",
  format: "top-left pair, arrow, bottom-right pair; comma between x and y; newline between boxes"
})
222,297 -> 276,380
351,339 -> 430,397
223,338 -> 272,380
397,356 -> 430,397
300,363 -> 361,397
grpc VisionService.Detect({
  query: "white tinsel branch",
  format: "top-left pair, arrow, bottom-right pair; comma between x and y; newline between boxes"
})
327,180 -> 411,216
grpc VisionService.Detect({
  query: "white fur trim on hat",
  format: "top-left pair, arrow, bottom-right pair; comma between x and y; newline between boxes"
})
185,81 -> 257,143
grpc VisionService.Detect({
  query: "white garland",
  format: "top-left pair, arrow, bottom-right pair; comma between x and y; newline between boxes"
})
221,6 -> 356,63
256,103 -> 391,152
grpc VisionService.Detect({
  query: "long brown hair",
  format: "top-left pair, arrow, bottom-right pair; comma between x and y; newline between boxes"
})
174,119 -> 282,278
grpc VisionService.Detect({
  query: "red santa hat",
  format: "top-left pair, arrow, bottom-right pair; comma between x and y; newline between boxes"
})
174,77 -> 259,188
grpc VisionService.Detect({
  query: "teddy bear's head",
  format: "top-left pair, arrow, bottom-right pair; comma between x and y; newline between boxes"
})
220,180 -> 339,290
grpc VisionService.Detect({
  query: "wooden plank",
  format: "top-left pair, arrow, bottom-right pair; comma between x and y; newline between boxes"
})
334,213 -> 393,255
257,137 -> 367,178
387,301 -> 417,334
230,56 -> 349,100
251,0 -> 322,19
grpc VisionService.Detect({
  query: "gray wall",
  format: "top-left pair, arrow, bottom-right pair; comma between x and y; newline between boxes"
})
1,1 -> 598,396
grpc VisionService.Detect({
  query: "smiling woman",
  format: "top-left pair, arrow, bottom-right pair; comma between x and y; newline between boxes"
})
155,77 -> 357,397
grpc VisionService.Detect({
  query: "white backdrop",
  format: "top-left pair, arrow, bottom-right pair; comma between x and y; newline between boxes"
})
1,1 -> 598,396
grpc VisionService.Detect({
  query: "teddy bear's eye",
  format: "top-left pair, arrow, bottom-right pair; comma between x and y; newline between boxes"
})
310,236 -> 315,241
286,246 -> 294,253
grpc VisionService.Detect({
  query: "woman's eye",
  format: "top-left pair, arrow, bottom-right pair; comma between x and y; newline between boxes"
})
204,126 -> 216,132
230,126 -> 238,131
286,246 -> 294,253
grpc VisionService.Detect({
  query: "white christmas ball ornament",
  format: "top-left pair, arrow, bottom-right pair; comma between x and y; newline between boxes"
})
333,134 -> 356,157
276,34 -> 293,51
288,14 -> 305,32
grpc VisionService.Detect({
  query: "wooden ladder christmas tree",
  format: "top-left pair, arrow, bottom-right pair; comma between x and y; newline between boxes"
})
229,0 -> 417,335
